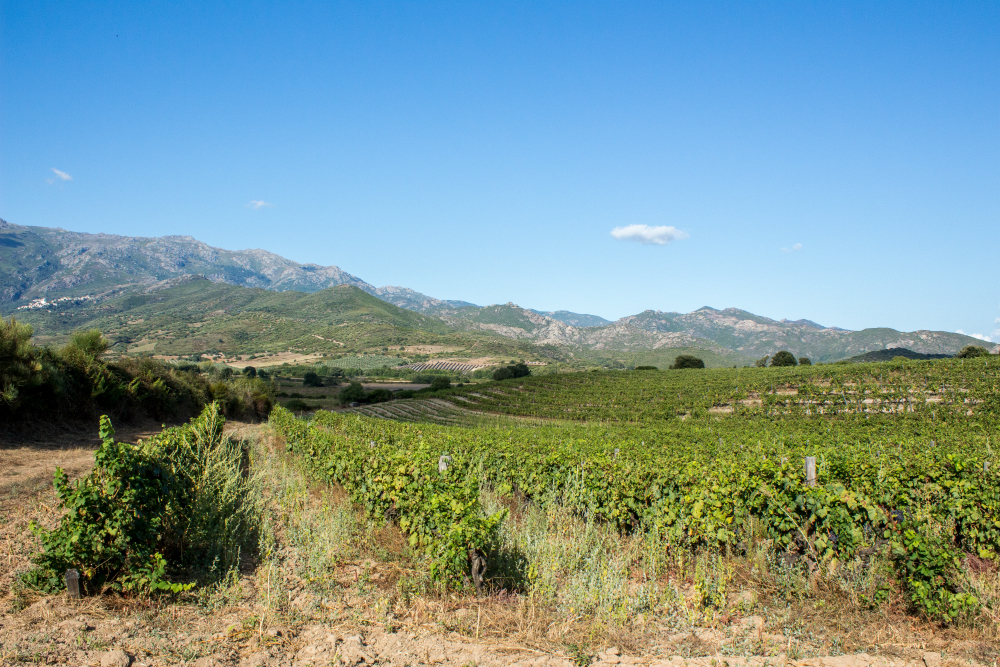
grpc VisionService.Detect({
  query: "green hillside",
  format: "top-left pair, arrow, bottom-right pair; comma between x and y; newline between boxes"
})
842,347 -> 952,363
9,277 -> 522,358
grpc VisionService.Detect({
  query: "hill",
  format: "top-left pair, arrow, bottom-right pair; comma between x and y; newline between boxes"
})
2,220 -> 988,365
529,309 -> 611,327
0,219 -> 373,303
8,276 -> 522,360
841,347 -> 952,363
610,307 -> 981,362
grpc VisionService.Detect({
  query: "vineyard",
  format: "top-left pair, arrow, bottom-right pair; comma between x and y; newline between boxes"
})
271,356 -> 1000,624
432,357 -> 1000,423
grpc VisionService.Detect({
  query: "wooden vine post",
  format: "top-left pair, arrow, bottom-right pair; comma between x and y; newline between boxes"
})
804,456 -> 817,487
65,569 -> 80,600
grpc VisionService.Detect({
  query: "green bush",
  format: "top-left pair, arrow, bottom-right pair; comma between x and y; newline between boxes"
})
634,365 -> 659,371
367,388 -> 394,403
0,317 -> 45,411
430,376 -> 451,391
337,381 -> 367,405
493,363 -> 530,381
284,398 -> 311,412
957,345 -> 990,359
63,329 -> 109,362
891,523 -> 978,622
798,357 -> 812,366
23,404 -> 262,595
770,351 -> 798,367
412,371 -> 457,384
303,371 -> 324,387
670,355 -> 705,369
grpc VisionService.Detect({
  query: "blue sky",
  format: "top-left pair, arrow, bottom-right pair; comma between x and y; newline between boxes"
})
2,1 -> 998,338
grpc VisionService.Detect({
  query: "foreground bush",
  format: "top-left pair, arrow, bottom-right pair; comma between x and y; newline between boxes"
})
0,317 -> 270,424
23,404 -> 264,595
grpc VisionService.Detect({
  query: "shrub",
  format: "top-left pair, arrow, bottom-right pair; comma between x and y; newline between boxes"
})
770,351 -> 798,367
798,357 -> 812,366
337,381 -> 367,405
634,365 -> 659,370
493,363 -> 530,381
242,366 -> 257,378
0,317 -> 44,411
23,405 -> 263,595
367,388 -> 393,403
670,355 -> 705,370
957,345 -> 989,359
62,329 -> 109,363
430,376 -> 451,391
284,398 -> 310,412
303,371 -> 324,387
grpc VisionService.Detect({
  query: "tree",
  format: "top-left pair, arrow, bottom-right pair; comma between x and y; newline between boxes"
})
337,381 -> 367,405
493,363 -> 531,381
302,371 -> 324,387
0,317 -> 40,408
62,329 -> 109,363
670,355 -> 705,369
284,398 -> 310,412
957,345 -> 989,359
755,355 -> 769,368
367,388 -> 393,403
634,365 -> 659,370
430,376 -> 451,391
770,351 -> 798,367
242,366 -> 257,378
798,357 -> 812,366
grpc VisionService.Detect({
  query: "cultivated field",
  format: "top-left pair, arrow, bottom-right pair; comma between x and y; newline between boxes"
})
3,357 -> 998,666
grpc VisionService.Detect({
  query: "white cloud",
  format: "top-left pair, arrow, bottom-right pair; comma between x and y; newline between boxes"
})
248,200 -> 273,210
957,329 -> 992,343
781,243 -> 803,253
610,224 -> 688,245
47,168 -> 72,184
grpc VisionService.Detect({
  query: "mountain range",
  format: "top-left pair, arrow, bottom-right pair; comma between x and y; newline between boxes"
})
1,220 -> 990,364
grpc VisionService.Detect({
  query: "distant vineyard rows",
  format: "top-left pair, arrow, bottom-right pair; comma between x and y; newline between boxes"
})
434,357 -> 1000,424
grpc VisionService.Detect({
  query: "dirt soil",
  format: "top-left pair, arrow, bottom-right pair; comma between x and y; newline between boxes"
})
0,425 -> 995,667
